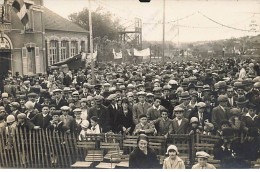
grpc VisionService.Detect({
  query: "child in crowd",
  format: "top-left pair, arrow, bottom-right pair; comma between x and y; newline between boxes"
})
188,117 -> 202,135
47,110 -> 63,131
163,145 -> 185,169
152,109 -> 173,137
133,115 -> 156,136
89,116 -> 101,134
78,120 -> 91,141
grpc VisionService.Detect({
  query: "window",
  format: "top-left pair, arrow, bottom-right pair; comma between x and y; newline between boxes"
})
48,40 -> 58,66
71,41 -> 78,56
61,40 -> 69,61
80,41 -> 85,52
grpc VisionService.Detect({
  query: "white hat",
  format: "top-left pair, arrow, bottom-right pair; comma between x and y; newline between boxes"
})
197,102 -> 206,108
81,120 -> 89,128
6,115 -> 15,123
25,101 -> 35,109
166,145 -> 179,155
60,106 -> 70,111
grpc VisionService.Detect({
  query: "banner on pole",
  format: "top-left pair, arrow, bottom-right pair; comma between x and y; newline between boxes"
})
113,49 -> 122,59
134,48 -> 150,57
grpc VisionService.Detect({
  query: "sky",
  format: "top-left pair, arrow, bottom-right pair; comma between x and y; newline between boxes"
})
44,0 -> 260,43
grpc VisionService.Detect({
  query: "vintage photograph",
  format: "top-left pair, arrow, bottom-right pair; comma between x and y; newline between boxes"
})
0,0 -> 260,169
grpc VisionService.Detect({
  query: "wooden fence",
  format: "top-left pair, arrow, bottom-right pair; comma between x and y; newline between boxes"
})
0,128 -> 259,169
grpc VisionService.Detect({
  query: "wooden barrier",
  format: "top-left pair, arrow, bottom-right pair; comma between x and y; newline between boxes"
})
1,129 -> 259,169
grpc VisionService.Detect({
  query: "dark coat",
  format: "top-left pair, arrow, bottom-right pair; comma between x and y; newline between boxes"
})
30,113 -> 52,129
153,118 -> 173,136
172,118 -> 189,134
212,106 -> 231,130
51,98 -> 68,110
129,147 -> 160,169
115,109 -> 135,134
132,102 -> 151,125
189,110 -> 211,127
88,105 -> 111,133
107,104 -> 121,132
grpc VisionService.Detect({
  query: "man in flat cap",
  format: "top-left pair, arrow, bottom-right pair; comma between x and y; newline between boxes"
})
132,91 -> 152,125
59,106 -> 76,133
192,151 -> 216,169
51,89 -> 68,110
189,102 -> 211,128
88,95 -> 111,133
212,95 -> 231,130
172,106 -> 189,134
0,93 -> 11,114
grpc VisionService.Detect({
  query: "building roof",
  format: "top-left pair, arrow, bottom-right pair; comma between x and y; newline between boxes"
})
43,7 -> 88,33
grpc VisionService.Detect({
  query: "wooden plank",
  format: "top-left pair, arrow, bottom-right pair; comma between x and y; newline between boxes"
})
42,129 -> 50,168
3,131 -> 11,167
29,129 -> 33,168
5,130 -> 14,167
72,133 -> 79,161
64,133 -> 72,167
23,127 -> 29,168
0,132 -> 7,167
55,131 -> 64,167
39,129 -> 45,168
60,132 -> 68,167
49,130 -> 58,167
71,161 -> 93,168
12,128 -> 20,167
34,130 -> 41,168
32,130 -> 37,168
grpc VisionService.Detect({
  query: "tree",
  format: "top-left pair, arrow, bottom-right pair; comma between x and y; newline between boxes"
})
68,6 -> 123,41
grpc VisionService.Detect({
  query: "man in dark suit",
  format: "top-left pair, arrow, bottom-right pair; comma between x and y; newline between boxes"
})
10,102 -> 21,119
241,103 -> 259,130
212,95 -> 231,130
189,102 -> 211,128
59,106 -> 76,133
172,106 -> 189,134
227,87 -> 237,107
88,95 -> 111,133
132,91 -> 152,125
106,94 -> 121,132
51,89 -> 68,110
30,105 -> 52,129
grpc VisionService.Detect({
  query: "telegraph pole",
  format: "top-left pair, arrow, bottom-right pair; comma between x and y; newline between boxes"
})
162,0 -> 165,63
88,0 -> 95,84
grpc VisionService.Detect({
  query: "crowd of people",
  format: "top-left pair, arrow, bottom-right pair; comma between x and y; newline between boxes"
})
0,56 -> 260,168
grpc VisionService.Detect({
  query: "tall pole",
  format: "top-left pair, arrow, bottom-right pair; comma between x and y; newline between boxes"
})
88,0 -> 95,84
162,0 -> 165,63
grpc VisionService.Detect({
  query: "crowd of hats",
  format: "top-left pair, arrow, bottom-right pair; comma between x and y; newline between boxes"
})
0,57 -> 259,138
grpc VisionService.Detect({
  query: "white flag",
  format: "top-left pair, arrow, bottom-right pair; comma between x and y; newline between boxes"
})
113,49 -> 122,59
134,48 -> 150,57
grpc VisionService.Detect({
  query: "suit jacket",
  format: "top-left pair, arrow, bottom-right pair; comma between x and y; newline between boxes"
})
51,98 -> 68,110
146,105 -> 163,121
30,113 -> 52,129
192,163 -> 216,169
212,106 -> 231,130
132,102 -> 151,125
133,122 -> 155,136
227,96 -> 237,107
107,103 -> 121,132
88,105 -> 111,133
241,113 -> 260,129
59,115 -> 76,132
163,156 -> 185,169
189,110 -> 211,127
172,118 -> 189,134
115,109 -> 135,134
178,103 -> 193,119
153,118 -> 173,136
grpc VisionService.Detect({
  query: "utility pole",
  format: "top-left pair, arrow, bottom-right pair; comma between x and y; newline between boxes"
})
162,0 -> 165,63
88,0 -> 95,84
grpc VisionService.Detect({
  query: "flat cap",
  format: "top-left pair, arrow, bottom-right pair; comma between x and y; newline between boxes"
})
107,94 -> 117,101
73,108 -> 82,112
86,96 -> 94,101
196,151 -> 210,159
197,102 -> 206,108
10,102 -> 20,107
53,89 -> 62,93
174,106 -> 184,112
137,91 -> 146,96
146,93 -> 154,97
17,113 -> 27,119
1,93 -> 8,98
217,95 -> 228,102
80,98 -> 88,103
153,87 -> 162,92
60,106 -> 70,111
162,85 -> 171,90
81,120 -> 89,128
190,117 -> 199,124
28,92 -> 38,97
180,91 -> 190,99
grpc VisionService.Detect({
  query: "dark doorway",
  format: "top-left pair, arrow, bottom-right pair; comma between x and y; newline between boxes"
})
0,51 -> 11,92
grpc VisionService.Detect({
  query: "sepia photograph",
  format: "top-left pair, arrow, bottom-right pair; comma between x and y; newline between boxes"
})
0,0 -> 260,169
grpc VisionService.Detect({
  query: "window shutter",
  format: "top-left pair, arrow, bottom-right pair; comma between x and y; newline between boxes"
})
22,47 -> 28,75
35,47 -> 40,73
